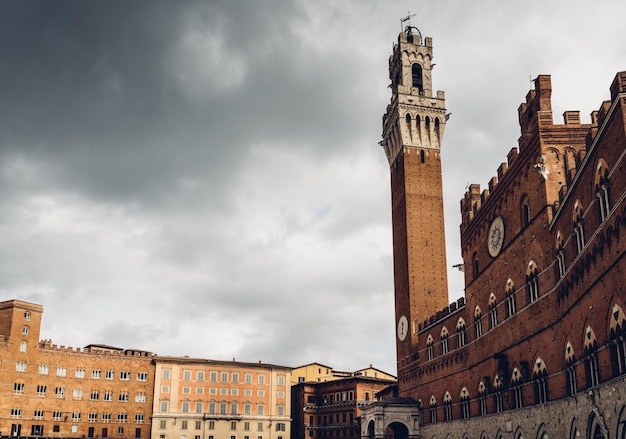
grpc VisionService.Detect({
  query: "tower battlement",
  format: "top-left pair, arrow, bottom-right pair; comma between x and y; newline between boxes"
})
460,74 -> 602,233
382,31 -> 447,167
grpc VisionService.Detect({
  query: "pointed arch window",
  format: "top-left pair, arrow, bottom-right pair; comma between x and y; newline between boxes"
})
477,381 -> 487,416
488,294 -> 498,330
595,159 -> 611,222
474,306 -> 483,338
472,252 -> 479,278
511,367 -> 524,409
460,387 -> 470,419
532,358 -> 549,404
429,396 -> 437,424
426,335 -> 434,361
505,279 -> 516,318
584,326 -> 600,387
443,392 -> 453,421
412,64 -> 423,92
609,303 -> 626,377
492,374 -> 503,413
405,113 -> 411,139
456,318 -> 467,348
440,327 -> 449,355
520,195 -> 531,227
573,201 -> 585,254
565,341 -> 577,396
526,261 -> 540,303
434,117 -> 441,146
556,231 -> 566,279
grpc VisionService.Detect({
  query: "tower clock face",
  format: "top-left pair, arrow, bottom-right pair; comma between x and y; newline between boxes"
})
488,216 -> 505,257
397,315 -> 409,341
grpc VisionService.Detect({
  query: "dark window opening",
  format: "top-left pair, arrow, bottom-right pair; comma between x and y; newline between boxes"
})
412,64 -> 423,91
523,203 -> 530,226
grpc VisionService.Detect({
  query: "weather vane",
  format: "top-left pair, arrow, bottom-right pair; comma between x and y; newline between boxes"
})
401,11 -> 416,30
401,11 -> 422,41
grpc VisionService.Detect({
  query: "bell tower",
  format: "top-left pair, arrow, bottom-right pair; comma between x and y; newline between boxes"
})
381,27 -> 449,365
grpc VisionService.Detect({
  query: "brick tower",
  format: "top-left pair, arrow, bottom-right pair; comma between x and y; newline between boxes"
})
381,28 -> 449,365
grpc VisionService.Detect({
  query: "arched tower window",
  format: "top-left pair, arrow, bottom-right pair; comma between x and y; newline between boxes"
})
511,367 -> 523,409
456,318 -> 467,348
573,200 -> 585,254
440,327 -> 449,355
565,341 -> 577,396
556,231 -> 566,279
594,159 -> 611,222
426,334 -> 435,361
405,113 -> 412,144
477,381 -> 487,416
474,306 -> 483,338
459,387 -> 470,419
412,63 -> 423,92
526,260 -> 540,303
521,195 -> 531,227
532,357 -> 549,404
488,294 -> 498,330
584,326 -> 600,387
443,391 -> 453,421
493,374 -> 503,413
609,303 -> 626,377
505,278 -> 516,318
429,395 -> 437,424
472,252 -> 479,279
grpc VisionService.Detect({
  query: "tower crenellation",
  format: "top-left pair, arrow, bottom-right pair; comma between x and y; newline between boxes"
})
460,74 -> 600,239
382,30 -> 447,167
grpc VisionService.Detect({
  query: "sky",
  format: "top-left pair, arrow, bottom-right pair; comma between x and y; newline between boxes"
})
1,0 -> 625,375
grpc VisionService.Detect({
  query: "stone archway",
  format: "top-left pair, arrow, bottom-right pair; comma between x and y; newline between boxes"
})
360,398 -> 421,439
386,422 -> 409,439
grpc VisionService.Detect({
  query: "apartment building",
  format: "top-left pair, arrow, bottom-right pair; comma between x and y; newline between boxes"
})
152,357 -> 291,439
0,300 -> 155,439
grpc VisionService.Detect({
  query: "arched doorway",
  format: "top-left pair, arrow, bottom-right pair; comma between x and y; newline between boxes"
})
385,422 -> 409,439
368,420 -> 376,439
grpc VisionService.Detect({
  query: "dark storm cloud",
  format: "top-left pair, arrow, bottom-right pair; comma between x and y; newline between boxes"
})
1,0 -> 625,373
0,1 -> 376,209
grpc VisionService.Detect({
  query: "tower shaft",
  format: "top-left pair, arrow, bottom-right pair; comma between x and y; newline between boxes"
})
382,30 -> 449,364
